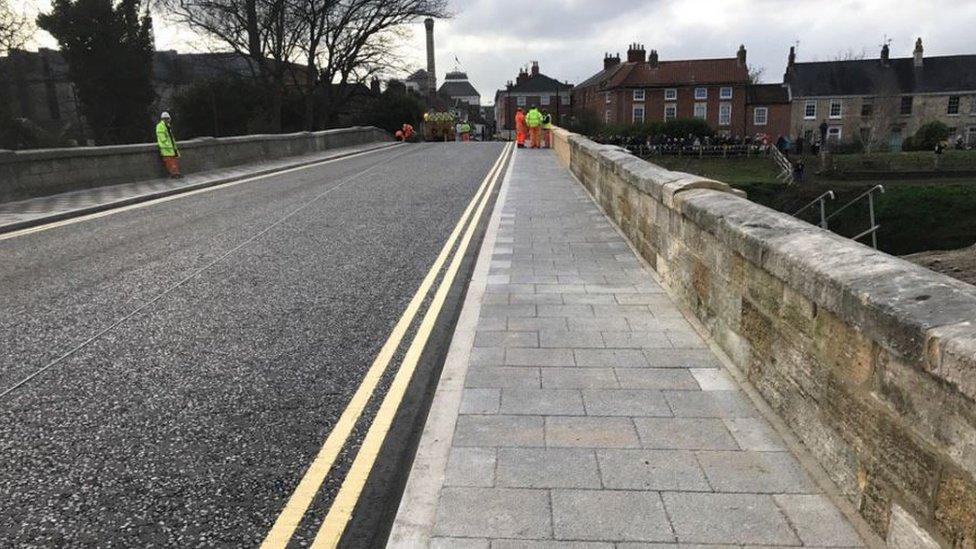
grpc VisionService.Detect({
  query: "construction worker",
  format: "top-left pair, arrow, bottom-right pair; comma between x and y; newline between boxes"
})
525,106 -> 543,148
514,107 -> 526,148
542,110 -> 553,148
460,119 -> 472,141
156,112 -> 181,178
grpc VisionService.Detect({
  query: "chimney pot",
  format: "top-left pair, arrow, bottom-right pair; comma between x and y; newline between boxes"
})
737,44 -> 747,66
627,42 -> 646,63
603,52 -> 621,70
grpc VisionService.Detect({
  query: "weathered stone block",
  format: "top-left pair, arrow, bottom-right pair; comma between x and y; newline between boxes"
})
934,472 -> 976,546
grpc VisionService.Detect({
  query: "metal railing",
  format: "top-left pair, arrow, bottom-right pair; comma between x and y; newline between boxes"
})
794,185 -> 885,249
793,191 -> 835,228
769,146 -> 795,185
824,185 -> 886,249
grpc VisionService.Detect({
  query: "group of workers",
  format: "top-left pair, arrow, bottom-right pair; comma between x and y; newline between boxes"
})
513,106 -> 553,149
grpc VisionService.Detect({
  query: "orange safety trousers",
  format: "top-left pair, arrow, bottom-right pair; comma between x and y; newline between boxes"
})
162,156 -> 181,176
529,127 -> 541,148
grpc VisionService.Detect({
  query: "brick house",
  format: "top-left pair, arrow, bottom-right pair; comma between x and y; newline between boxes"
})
572,44 -> 751,136
494,62 -> 573,138
745,83 -> 791,139
784,39 -> 976,150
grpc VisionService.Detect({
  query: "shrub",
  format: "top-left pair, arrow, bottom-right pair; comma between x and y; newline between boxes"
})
171,78 -> 274,139
903,121 -> 950,151
660,118 -> 713,139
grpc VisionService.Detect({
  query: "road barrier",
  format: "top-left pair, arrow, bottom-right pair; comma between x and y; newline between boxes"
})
0,127 -> 390,203
552,126 -> 976,548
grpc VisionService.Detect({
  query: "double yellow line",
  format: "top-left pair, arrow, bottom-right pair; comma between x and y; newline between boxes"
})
260,142 -> 513,549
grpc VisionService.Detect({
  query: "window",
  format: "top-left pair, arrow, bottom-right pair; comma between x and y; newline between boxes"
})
605,92 -> 611,104
694,87 -> 707,100
604,110 -> 611,123
827,126 -> 842,141
517,96 -> 526,106
633,106 -> 645,123
694,102 -> 707,119
859,127 -> 871,143
829,100 -> 842,119
664,104 -> 677,121
633,89 -> 645,102
804,101 -> 816,119
720,87 -> 733,99
948,95 -> 960,115
541,94 -> 550,106
861,99 -> 874,117
665,88 -> 677,101
753,107 -> 768,126
900,96 -> 913,115
719,103 -> 731,126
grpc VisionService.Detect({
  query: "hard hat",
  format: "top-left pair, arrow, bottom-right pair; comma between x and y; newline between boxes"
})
161,112 -> 171,119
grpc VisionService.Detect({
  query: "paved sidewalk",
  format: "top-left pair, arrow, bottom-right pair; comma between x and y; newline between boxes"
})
395,149 -> 865,547
0,141 -> 395,232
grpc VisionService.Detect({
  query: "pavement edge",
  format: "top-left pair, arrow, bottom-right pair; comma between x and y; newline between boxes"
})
385,147 -> 517,548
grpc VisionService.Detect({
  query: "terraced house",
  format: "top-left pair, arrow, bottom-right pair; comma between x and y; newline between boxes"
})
573,44 -> 752,136
785,39 -> 976,150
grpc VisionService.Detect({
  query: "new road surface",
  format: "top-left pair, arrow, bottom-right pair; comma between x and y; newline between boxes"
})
0,142 -> 512,547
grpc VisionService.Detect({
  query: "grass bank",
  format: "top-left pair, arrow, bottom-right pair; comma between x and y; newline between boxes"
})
651,155 -> 976,256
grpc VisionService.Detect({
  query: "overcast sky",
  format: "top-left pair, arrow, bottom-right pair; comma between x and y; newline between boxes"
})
22,0 -> 976,105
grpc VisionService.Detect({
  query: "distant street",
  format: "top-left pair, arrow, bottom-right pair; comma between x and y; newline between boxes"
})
0,142 -> 507,547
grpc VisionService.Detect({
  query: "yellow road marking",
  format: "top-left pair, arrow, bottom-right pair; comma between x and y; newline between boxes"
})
310,143 -> 513,548
259,142 -> 512,549
0,144 -> 400,242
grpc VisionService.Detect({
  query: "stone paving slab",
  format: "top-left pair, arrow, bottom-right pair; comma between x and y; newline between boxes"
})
392,149 -> 865,548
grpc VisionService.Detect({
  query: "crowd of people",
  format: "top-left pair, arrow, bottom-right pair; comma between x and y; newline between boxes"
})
597,133 -> 780,158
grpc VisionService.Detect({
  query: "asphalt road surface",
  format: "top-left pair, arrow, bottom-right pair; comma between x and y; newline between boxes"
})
0,142 -> 507,547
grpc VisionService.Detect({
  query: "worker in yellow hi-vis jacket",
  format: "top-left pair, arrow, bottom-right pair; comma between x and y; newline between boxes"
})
525,106 -> 543,149
156,112 -> 181,178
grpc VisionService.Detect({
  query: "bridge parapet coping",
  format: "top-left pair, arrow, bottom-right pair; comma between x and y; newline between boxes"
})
553,126 -> 976,548
0,126 -> 390,203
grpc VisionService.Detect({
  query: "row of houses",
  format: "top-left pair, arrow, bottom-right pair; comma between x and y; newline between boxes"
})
495,39 -> 976,149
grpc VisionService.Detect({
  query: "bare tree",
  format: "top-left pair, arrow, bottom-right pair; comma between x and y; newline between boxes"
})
747,64 -> 765,85
165,0 -> 307,131
295,0 -> 449,129
0,0 -> 33,54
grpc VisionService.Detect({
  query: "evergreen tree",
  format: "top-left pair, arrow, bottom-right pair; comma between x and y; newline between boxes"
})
38,0 -> 155,144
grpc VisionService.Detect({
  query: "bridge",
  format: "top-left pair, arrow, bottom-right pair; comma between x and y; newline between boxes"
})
0,128 -> 973,548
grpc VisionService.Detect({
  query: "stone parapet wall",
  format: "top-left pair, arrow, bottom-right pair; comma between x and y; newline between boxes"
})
0,127 -> 390,203
551,127 -> 976,547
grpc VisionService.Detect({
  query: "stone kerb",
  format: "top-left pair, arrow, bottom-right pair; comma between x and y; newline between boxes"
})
551,126 -> 976,546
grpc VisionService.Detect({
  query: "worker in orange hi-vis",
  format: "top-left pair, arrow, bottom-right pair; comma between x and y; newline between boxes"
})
525,106 -> 543,148
514,107 -> 526,148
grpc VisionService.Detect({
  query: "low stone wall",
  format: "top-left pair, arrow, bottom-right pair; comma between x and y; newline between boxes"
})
552,127 -> 976,547
0,126 -> 390,203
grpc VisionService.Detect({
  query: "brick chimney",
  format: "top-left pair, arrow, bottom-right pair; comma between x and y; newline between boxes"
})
424,18 -> 436,104
604,52 -> 621,70
648,49 -> 659,68
531,61 -> 540,76
736,44 -> 747,67
516,67 -> 529,86
913,37 -> 924,67
627,43 -> 646,63
370,77 -> 381,94
880,43 -> 890,66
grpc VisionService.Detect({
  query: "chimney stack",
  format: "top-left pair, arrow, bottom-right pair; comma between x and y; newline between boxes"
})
913,37 -> 924,67
627,43 -> 646,63
880,43 -> 890,66
424,18 -> 436,104
516,67 -> 529,86
370,77 -> 381,94
531,61 -> 540,76
603,52 -> 621,70
737,44 -> 747,67
649,49 -> 659,68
